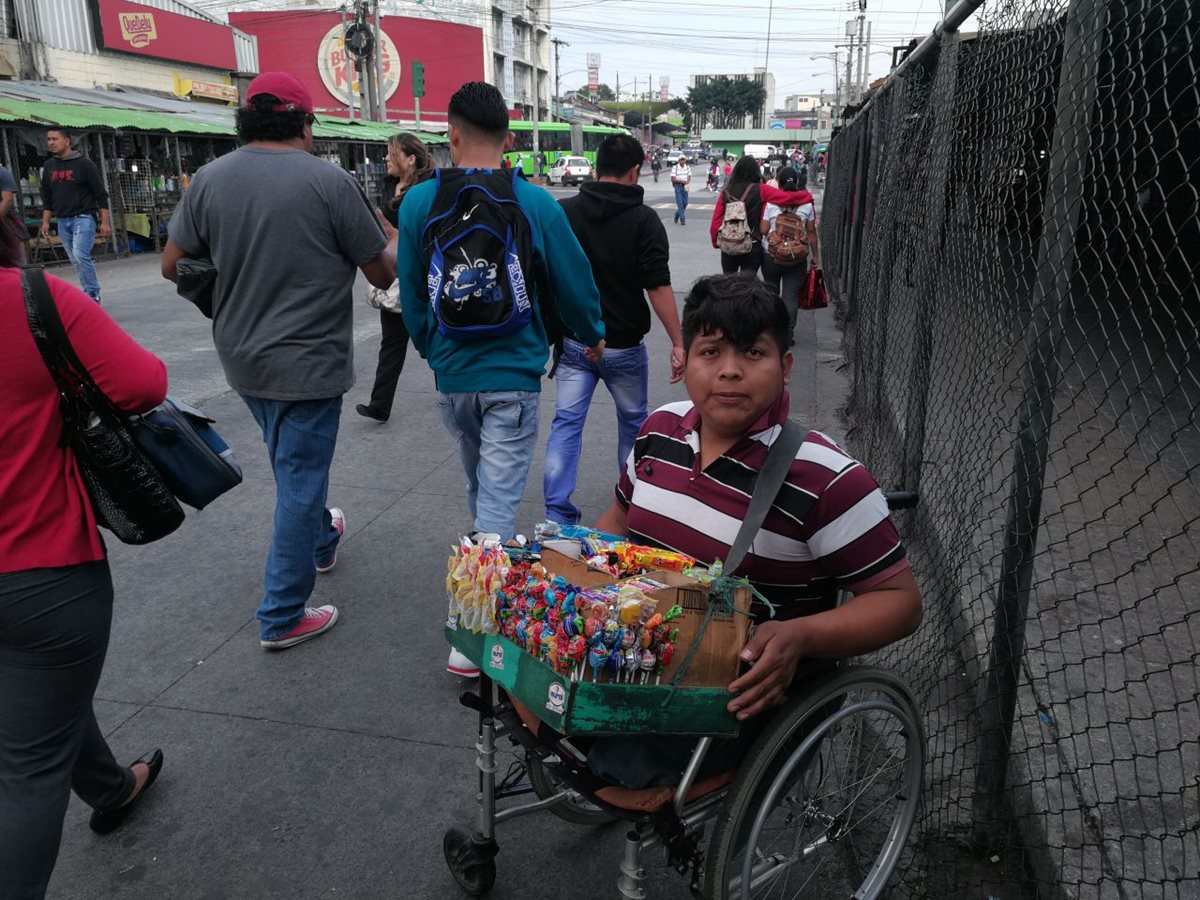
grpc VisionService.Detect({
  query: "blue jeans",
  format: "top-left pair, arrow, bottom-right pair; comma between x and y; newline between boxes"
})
673,184 -> 689,222
241,396 -> 343,641
543,339 -> 649,525
57,215 -> 101,302
438,390 -> 539,541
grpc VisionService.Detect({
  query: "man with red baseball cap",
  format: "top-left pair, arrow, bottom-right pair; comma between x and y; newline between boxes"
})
163,72 -> 398,652
244,71 -> 315,114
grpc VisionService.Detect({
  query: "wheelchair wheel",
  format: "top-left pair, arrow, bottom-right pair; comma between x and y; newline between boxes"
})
703,666 -> 924,900
527,754 -> 617,826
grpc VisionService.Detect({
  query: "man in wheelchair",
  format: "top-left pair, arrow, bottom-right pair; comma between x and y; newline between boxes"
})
586,272 -> 923,789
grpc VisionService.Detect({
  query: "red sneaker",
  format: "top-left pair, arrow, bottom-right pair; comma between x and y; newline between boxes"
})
261,605 -> 339,650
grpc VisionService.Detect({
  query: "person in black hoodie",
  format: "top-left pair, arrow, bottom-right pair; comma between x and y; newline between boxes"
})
39,128 -> 110,303
543,133 -> 685,525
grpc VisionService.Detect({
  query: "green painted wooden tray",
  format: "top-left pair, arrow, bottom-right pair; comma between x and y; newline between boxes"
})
446,625 -> 740,737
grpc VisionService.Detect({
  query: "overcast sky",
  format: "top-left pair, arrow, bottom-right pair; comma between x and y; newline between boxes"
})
545,0 -> 968,102
196,0 -> 978,105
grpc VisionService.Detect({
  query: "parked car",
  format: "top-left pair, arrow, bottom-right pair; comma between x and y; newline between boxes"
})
548,156 -> 593,186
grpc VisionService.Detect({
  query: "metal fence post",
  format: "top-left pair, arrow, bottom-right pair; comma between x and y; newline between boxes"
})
971,0 -> 1110,846
901,35 -> 960,494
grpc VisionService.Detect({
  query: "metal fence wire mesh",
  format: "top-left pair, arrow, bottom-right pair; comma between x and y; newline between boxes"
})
820,0 -> 1198,896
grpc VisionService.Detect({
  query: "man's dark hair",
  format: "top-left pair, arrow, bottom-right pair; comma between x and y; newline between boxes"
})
596,133 -> 644,177
682,273 -> 790,354
235,95 -> 309,144
48,126 -> 71,141
447,82 -> 511,142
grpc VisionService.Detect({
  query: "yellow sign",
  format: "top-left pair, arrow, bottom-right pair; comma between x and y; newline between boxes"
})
190,80 -> 238,102
119,11 -> 158,49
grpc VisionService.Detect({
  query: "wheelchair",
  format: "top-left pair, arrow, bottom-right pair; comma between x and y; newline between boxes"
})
443,494 -> 925,899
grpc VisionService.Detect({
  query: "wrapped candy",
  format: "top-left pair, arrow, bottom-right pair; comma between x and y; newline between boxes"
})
588,645 -> 610,682
639,650 -> 657,683
623,647 -> 640,683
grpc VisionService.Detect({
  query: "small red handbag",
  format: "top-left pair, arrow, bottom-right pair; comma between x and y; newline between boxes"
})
799,267 -> 828,310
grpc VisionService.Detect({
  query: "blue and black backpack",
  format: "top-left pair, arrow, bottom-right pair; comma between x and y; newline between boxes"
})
421,167 -> 542,342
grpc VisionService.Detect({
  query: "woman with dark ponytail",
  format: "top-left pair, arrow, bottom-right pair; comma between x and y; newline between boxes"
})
356,132 -> 434,423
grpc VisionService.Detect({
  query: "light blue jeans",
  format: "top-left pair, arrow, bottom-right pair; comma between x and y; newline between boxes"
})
438,390 -> 540,541
543,339 -> 649,525
57,215 -> 101,302
241,395 -> 344,641
673,184 -> 689,222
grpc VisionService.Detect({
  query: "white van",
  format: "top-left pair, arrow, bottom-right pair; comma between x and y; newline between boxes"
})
743,143 -> 776,161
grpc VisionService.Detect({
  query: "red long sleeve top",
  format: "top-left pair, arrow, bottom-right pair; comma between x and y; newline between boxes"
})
1,268 -> 167,573
710,184 -> 815,247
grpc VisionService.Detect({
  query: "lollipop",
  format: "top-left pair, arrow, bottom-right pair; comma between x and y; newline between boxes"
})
567,635 -> 587,680
605,648 -> 622,680
623,647 -> 640,683
655,641 -> 674,684
639,649 -> 657,684
588,645 -> 610,682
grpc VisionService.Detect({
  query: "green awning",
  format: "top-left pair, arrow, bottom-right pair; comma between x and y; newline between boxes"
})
0,96 -> 449,146
0,97 -> 233,135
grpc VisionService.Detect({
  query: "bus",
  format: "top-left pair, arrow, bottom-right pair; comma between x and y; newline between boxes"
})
503,121 -> 629,175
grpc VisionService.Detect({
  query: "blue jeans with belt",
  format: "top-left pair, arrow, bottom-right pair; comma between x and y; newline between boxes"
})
543,339 -> 649,525
56,215 -> 101,302
241,396 -> 344,641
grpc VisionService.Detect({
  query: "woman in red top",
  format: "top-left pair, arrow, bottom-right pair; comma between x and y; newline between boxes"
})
0,220 -> 168,899
710,155 -> 814,278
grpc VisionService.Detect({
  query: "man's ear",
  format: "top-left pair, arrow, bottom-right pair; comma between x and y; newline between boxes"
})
782,348 -> 794,383
503,131 -> 515,151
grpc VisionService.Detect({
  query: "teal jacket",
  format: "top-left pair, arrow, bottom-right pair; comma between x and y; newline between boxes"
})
397,172 -> 605,393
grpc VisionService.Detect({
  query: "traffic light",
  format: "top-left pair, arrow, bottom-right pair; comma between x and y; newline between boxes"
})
412,61 -> 425,99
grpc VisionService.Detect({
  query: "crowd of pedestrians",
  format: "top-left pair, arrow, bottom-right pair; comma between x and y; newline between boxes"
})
0,75 -> 918,899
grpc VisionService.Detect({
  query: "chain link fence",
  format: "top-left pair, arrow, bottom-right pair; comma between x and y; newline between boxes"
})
820,0 -> 1198,896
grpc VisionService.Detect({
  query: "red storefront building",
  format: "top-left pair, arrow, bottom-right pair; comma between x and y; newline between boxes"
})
229,11 -> 485,127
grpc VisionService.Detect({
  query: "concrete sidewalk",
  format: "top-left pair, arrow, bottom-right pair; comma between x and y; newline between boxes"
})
44,188 -> 848,900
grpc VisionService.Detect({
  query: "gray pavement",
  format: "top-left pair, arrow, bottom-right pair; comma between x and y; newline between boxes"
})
44,169 -> 844,900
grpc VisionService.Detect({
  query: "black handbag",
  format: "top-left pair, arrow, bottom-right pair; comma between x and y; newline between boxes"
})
174,256 -> 216,318
22,266 -> 185,544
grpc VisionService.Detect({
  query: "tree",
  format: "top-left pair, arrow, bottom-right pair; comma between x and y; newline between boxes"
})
668,97 -> 693,133
578,83 -> 615,101
687,76 -> 767,130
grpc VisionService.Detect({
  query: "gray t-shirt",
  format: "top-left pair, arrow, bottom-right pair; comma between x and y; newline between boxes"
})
168,146 -> 386,400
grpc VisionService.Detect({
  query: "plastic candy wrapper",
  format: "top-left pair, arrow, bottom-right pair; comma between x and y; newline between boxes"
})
630,546 -> 696,573
493,562 -> 682,684
446,537 -> 511,634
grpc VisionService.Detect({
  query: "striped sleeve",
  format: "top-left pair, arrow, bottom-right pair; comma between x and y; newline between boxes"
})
802,462 -> 908,591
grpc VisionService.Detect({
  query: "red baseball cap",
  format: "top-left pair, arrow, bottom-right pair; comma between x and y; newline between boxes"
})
245,72 -> 314,115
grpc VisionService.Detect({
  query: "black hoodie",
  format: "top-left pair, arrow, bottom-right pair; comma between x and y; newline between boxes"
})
41,151 -> 108,219
560,181 -> 671,349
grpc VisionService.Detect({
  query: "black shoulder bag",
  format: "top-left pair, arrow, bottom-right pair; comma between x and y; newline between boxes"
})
22,267 -> 186,544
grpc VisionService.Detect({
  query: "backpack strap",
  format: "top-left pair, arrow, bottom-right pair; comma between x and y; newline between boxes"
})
724,419 -> 805,576
738,184 -> 754,202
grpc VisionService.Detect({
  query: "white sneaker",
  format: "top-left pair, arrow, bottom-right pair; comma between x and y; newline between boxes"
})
447,648 -> 481,678
315,508 -> 346,574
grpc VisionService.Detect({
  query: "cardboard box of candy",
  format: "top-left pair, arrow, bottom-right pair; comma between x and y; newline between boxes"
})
443,531 -> 752,736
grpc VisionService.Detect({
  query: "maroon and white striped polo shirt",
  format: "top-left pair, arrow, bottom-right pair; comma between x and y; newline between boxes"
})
615,393 -> 908,621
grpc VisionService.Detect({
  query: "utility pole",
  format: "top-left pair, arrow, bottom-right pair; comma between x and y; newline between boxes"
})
340,4 -> 355,119
647,71 -> 652,146
528,1 -> 540,159
552,37 -> 568,120
856,15 -> 865,100
372,0 -> 385,122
